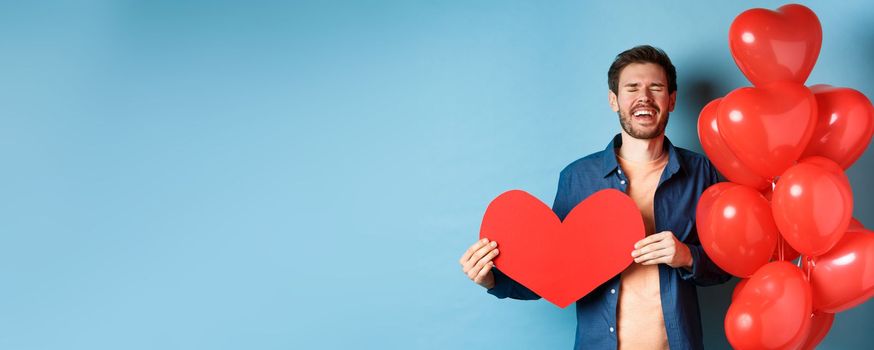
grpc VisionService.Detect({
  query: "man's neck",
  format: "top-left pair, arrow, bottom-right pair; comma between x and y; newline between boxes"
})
617,131 -> 666,163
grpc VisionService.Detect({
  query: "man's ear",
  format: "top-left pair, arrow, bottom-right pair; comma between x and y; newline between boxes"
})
668,91 -> 677,112
609,90 -> 619,112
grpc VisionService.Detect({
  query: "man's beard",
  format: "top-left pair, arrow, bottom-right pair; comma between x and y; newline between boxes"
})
618,108 -> 669,139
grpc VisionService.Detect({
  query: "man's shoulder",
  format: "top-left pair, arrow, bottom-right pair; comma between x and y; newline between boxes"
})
671,145 -> 721,186
673,145 -> 714,171
559,149 -> 609,177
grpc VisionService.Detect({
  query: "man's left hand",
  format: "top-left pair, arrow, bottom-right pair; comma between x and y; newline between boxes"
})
631,231 -> 693,270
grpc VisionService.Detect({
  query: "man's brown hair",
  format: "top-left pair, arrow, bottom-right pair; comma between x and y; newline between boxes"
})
608,45 -> 677,94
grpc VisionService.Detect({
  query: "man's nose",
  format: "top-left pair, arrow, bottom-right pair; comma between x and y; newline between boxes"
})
636,89 -> 654,103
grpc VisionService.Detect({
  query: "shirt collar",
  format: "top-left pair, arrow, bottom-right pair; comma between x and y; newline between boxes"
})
599,133 -> 683,178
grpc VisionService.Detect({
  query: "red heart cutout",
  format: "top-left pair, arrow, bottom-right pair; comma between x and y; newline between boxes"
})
717,81 -> 817,179
479,189 -> 644,308
729,4 -> 822,87
801,85 -> 874,169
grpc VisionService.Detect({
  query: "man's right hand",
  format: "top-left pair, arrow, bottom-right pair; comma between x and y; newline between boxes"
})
459,238 -> 500,289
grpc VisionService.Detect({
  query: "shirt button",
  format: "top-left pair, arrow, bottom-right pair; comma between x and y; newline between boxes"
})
610,288 -> 616,294
617,169 -> 622,174
620,180 -> 626,185
609,327 -> 615,333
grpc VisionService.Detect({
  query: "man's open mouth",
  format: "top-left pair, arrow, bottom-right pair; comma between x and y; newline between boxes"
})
632,108 -> 658,120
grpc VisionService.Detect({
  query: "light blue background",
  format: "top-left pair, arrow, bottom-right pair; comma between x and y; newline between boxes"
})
1,1 -> 872,349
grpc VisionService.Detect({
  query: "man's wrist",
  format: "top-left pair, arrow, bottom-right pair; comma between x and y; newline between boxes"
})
681,244 -> 694,270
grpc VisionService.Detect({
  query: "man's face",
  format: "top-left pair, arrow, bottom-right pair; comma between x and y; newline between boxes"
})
609,62 -> 676,139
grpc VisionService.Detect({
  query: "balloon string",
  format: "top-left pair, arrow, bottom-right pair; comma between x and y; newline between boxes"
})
779,235 -> 785,262
771,179 -> 784,262
805,256 -> 815,282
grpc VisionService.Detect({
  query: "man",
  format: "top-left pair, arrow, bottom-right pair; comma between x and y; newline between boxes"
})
459,45 -> 730,350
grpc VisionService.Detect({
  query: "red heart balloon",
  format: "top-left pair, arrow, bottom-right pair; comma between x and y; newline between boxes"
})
800,311 -> 834,350
802,230 -> 874,313
696,182 -> 736,244
697,98 -> 770,190
697,183 -> 778,277
479,189 -> 644,308
729,4 -> 822,87
726,261 -> 812,350
798,156 -> 851,188
772,160 -> 853,256
731,278 -> 749,301
772,157 -> 851,262
849,217 -> 865,231
718,81 -> 817,179
801,85 -> 874,169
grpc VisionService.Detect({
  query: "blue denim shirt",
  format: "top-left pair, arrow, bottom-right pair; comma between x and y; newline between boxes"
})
487,134 -> 731,350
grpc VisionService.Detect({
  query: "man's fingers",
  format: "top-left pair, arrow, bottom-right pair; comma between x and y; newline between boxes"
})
468,248 -> 499,279
633,232 -> 667,249
634,253 -> 668,265
463,241 -> 497,273
633,231 -> 677,249
641,256 -> 670,265
631,238 -> 670,258
475,248 -> 499,270
470,241 -> 497,265
473,260 -> 495,284
634,247 -> 670,264
460,238 -> 488,265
